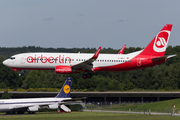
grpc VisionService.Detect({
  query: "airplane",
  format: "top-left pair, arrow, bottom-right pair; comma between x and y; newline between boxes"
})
3,24 -> 176,79
118,44 -> 126,54
0,77 -> 73,114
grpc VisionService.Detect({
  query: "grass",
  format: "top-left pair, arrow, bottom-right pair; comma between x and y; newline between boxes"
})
118,98 -> 180,113
86,98 -> 180,113
0,112 -> 179,120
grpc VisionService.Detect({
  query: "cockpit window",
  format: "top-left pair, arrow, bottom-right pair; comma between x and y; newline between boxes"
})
10,57 -> 15,60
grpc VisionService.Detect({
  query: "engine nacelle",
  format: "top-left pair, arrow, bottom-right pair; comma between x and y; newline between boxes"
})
12,68 -> 21,71
27,106 -> 39,112
48,103 -> 58,109
55,65 -> 72,74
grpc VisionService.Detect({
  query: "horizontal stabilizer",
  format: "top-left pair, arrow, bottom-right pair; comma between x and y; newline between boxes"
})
167,54 -> 176,59
151,54 -> 176,61
62,97 -> 87,102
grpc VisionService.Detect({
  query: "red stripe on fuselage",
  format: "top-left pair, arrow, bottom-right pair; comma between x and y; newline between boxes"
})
93,56 -> 165,72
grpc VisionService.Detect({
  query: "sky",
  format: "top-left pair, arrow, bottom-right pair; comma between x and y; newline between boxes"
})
0,0 -> 180,49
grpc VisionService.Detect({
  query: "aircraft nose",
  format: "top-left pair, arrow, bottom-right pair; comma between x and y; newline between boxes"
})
3,59 -> 9,66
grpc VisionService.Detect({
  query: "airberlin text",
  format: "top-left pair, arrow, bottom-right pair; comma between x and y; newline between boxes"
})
27,55 -> 71,64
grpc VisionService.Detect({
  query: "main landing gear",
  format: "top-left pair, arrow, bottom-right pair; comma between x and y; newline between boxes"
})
82,73 -> 92,79
18,70 -> 29,76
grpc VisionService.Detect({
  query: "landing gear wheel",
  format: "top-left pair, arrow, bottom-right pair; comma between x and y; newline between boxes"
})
87,73 -> 92,78
82,73 -> 92,79
18,70 -> 29,76
82,74 -> 87,79
17,111 -> 24,114
19,73 -> 21,76
28,111 -> 36,114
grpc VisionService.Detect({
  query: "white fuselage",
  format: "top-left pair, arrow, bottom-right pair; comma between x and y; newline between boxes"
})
3,50 -> 142,71
0,97 -> 71,112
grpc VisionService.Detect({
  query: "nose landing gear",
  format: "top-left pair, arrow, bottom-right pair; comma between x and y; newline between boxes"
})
18,70 -> 29,76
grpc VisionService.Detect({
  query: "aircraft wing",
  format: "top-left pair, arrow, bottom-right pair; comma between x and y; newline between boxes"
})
72,47 -> 101,71
9,102 -> 64,111
9,104 -> 36,110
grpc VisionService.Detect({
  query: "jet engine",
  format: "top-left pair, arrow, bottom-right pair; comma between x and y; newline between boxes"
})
55,65 -> 72,74
27,106 -> 39,111
48,103 -> 58,109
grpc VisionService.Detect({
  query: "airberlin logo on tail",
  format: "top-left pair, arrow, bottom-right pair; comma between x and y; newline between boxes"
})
153,30 -> 171,52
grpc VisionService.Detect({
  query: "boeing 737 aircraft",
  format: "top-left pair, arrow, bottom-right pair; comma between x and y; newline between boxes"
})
0,77 -> 72,114
3,24 -> 175,78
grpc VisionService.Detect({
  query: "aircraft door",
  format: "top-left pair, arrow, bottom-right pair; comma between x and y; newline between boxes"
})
21,56 -> 25,64
137,57 -> 141,66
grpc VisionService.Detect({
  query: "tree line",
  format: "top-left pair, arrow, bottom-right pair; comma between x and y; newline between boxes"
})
0,46 -> 179,91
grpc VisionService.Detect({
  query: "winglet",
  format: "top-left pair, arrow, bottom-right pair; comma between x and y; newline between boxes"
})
55,77 -> 72,98
92,46 -> 101,59
118,44 -> 126,54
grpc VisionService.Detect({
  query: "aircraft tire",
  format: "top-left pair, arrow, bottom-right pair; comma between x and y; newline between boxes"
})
17,111 -> 24,114
28,111 -> 36,114
87,73 -> 92,78
82,74 -> 87,79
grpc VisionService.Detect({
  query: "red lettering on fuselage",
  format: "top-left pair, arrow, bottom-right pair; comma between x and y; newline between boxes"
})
27,56 -> 33,63
26,55 -> 71,64
41,55 -> 47,63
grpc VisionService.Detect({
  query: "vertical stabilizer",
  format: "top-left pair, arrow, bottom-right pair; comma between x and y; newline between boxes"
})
139,24 -> 173,56
55,77 -> 72,98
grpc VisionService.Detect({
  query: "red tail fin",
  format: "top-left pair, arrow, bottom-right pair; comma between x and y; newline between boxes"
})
139,24 -> 172,56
